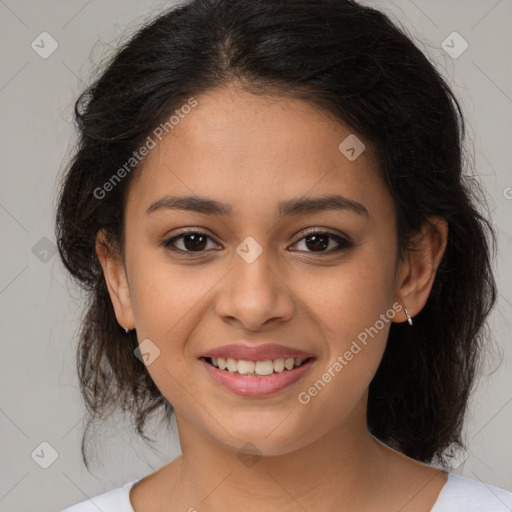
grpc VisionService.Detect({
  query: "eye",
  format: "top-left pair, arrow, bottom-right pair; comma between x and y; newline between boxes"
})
163,228 -> 354,256
163,230 -> 220,255
290,229 -> 353,254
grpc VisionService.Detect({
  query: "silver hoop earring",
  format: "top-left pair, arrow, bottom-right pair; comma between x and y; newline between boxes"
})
403,307 -> 413,326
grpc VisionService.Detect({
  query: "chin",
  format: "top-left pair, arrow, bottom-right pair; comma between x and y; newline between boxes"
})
211,422 -> 315,458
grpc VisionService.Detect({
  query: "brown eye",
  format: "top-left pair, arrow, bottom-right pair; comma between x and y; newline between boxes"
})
291,230 -> 353,254
164,231 -> 220,254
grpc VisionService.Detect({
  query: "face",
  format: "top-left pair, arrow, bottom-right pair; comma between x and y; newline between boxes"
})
100,85 -> 413,456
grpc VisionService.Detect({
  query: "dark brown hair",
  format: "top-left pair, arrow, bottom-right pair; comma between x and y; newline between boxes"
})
55,0 -> 497,469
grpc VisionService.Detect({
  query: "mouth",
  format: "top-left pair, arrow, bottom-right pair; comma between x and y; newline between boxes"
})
201,355 -> 314,376
198,355 -> 316,397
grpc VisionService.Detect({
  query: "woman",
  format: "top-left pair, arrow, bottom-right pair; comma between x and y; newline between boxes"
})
56,0 -> 512,510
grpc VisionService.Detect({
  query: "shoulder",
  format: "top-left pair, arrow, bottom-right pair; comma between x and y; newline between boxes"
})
59,480 -> 139,512
431,473 -> 512,512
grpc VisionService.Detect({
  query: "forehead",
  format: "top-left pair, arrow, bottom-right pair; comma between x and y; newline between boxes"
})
126,85 -> 391,222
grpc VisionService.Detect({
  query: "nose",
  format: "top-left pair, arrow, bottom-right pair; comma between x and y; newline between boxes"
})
214,247 -> 295,331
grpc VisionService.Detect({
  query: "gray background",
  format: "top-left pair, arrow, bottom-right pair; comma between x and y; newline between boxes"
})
0,1 -> 511,511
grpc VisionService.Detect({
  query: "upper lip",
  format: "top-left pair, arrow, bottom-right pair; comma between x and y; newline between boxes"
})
200,342 -> 316,362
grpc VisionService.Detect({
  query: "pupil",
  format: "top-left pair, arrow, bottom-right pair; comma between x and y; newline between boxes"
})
306,234 -> 328,252
184,234 -> 207,251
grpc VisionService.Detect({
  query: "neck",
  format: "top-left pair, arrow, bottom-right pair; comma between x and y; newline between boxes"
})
167,407 -> 390,511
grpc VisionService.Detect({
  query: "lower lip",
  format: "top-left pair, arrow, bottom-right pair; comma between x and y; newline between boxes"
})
199,357 -> 315,397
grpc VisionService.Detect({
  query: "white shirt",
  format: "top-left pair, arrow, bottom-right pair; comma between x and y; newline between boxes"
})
59,473 -> 512,511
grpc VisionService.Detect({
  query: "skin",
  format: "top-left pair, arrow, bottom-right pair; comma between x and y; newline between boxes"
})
96,84 -> 449,512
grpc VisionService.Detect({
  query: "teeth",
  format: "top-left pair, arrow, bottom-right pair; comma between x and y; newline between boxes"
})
254,360 -> 274,375
284,357 -> 294,370
226,357 -> 238,373
207,356 -> 308,375
273,358 -> 285,372
237,360 -> 255,375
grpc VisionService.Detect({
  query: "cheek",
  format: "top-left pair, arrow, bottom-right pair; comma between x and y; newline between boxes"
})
294,246 -> 395,339
294,294 -> 391,438
128,248 -> 210,339
127,255 -> 210,411
291,249 -> 394,399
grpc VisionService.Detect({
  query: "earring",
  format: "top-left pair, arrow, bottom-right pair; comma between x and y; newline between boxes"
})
403,307 -> 413,326
124,328 -> 130,334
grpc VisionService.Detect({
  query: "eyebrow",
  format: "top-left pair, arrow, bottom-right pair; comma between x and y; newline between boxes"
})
146,194 -> 369,219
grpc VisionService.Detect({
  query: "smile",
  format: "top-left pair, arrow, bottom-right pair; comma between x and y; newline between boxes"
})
199,356 -> 316,396
206,356 -> 309,376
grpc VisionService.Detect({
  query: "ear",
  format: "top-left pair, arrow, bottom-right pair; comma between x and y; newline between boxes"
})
95,229 -> 135,330
393,216 -> 448,324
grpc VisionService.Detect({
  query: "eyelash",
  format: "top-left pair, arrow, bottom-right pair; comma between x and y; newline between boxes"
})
163,228 -> 354,257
